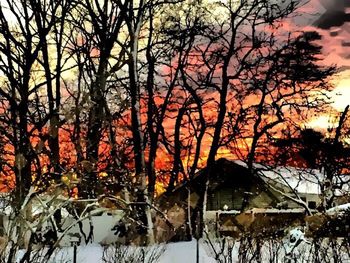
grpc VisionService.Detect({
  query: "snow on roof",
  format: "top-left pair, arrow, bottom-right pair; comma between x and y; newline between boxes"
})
226,159 -> 350,196
261,166 -> 350,196
247,208 -> 306,214
326,203 -> 350,214
215,208 -> 305,214
229,159 -> 322,195
258,166 -> 322,195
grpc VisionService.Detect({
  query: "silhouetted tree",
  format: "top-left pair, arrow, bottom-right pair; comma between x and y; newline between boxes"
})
274,106 -> 350,209
173,0 -> 337,236
0,0 -> 72,205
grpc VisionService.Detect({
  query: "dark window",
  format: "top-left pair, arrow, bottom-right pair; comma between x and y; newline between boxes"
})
308,201 -> 317,209
207,192 -> 219,210
207,188 -> 244,211
0,216 -> 3,235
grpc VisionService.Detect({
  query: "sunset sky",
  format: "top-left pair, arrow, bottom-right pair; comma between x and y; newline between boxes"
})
1,0 -> 349,191
297,0 -> 350,127
1,0 -> 349,110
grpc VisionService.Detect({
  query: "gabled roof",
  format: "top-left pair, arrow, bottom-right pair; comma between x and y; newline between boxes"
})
165,158 -> 349,199
252,164 -> 321,195
227,159 -> 350,196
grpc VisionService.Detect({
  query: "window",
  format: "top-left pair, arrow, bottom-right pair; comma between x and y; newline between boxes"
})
308,201 -> 317,209
0,216 -> 3,236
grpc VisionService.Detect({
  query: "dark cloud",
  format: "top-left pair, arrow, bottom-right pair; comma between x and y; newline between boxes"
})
314,11 -> 350,29
342,41 -> 350,47
330,30 -> 340,36
294,0 -> 350,71
313,0 -> 350,29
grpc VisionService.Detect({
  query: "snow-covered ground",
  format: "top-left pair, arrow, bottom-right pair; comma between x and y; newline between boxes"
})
159,240 -> 215,263
14,235 -> 350,263
29,240 -> 215,263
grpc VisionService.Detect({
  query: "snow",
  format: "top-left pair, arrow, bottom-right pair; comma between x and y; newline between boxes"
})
214,210 -> 240,214
284,228 -> 307,255
73,244 -> 104,263
15,241 -> 215,263
58,210 -> 124,246
229,159 -> 322,195
0,193 -> 12,215
231,159 -> 249,169
326,203 -> 350,214
16,244 -> 104,263
246,208 -> 306,214
230,160 -> 350,196
258,167 -> 322,195
12,236 -> 350,263
159,240 -> 215,263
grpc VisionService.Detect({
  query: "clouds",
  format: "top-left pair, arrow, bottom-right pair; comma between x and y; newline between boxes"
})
313,0 -> 350,29
293,0 -> 350,118
294,0 -> 350,71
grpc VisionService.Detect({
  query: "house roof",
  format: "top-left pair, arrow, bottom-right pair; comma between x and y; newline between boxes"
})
161,158 -> 349,204
227,159 -> 350,196
251,164 -> 321,195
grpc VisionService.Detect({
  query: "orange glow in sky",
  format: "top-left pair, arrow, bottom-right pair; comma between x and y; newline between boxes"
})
308,70 -> 350,129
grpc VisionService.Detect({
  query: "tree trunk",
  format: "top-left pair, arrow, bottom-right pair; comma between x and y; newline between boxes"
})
84,58 -> 108,198
15,93 -> 32,207
129,18 -> 155,242
167,107 -> 186,194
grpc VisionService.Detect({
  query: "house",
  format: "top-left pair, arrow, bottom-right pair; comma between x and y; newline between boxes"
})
157,158 -> 347,240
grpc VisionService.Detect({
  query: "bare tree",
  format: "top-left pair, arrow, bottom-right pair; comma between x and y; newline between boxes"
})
0,0 -> 72,205
67,0 -> 129,197
238,31 -> 335,210
274,106 -> 350,210
164,0 -> 337,237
